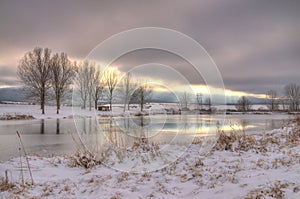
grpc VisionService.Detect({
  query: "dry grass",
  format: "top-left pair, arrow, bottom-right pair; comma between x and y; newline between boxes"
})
97,138 -> 162,167
68,150 -> 99,169
193,116 -> 300,154
213,117 -> 300,153
292,116 -> 300,127
246,181 -> 287,199
213,130 -> 258,152
0,171 -> 14,192
288,116 -> 300,143
0,113 -> 34,120
110,192 -> 122,199
117,172 -> 129,183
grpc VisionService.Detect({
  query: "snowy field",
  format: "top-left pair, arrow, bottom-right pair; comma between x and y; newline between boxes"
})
0,103 -> 272,120
0,104 -> 112,119
0,120 -> 300,198
0,104 -> 172,120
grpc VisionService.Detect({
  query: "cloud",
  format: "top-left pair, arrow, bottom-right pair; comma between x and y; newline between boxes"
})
0,0 -> 299,94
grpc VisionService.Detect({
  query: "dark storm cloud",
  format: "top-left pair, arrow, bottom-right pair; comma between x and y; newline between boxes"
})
0,0 -> 299,95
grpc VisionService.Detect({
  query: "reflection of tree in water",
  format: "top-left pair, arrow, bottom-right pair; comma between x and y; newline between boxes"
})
196,115 -> 204,132
40,119 -> 45,134
125,116 -> 149,146
240,120 -> 248,131
270,119 -> 276,130
96,116 -> 160,164
82,117 -> 93,135
76,117 -> 102,153
56,118 -> 60,134
180,114 -> 193,134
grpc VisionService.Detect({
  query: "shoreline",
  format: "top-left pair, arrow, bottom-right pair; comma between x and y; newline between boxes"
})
0,104 -> 298,121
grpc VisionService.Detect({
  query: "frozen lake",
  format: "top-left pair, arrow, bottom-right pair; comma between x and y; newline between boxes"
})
0,114 -> 292,162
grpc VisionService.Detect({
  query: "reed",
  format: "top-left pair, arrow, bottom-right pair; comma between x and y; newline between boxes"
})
16,131 -> 34,186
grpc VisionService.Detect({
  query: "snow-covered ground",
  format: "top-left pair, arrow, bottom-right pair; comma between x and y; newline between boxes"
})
0,104 -> 171,120
0,103 -> 273,121
0,104 -> 94,119
0,121 -> 299,198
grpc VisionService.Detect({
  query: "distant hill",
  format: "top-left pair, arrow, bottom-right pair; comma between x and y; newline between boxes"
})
0,88 -> 27,102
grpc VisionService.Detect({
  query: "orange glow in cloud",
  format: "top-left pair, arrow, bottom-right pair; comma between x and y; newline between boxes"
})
151,83 -> 266,99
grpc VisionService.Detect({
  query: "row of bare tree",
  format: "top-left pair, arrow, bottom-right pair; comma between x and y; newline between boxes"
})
74,62 -> 152,112
17,47 -> 75,114
234,83 -> 300,112
266,83 -> 300,112
189,83 -> 300,113
73,61 -> 103,111
18,47 -> 152,114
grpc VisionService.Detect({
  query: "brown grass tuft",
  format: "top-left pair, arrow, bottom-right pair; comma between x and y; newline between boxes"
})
246,181 -> 287,199
68,150 -> 99,169
0,113 -> 35,120
0,171 -> 14,192
214,130 -> 258,152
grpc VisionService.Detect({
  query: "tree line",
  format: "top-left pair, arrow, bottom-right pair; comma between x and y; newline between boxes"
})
235,84 -> 300,112
17,47 -> 152,114
18,47 -> 299,114
184,86 -> 299,113
265,84 -> 300,112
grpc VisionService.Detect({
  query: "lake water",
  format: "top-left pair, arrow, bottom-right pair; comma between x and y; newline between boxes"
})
0,114 -> 292,162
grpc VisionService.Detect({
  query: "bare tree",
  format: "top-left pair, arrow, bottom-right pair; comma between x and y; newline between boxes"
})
284,83 -> 300,111
196,93 -> 203,111
92,67 -> 104,110
74,61 -> 90,109
235,96 -> 251,112
120,72 -> 136,112
103,68 -> 119,111
17,47 -> 52,114
86,62 -> 97,111
265,90 -> 278,112
205,97 -> 212,112
133,81 -> 152,112
279,96 -> 287,111
50,52 -> 75,114
179,92 -> 190,111
74,61 -> 103,111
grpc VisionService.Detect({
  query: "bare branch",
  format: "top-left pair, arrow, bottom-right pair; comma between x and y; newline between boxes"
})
17,47 -> 52,114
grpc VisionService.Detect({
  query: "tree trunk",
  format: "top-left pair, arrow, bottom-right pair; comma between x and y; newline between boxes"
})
95,99 -> 98,110
140,95 -> 144,112
41,90 -> 45,114
109,92 -> 113,111
123,96 -> 127,112
56,119 -> 59,134
56,98 -> 59,114
56,93 -> 60,114
58,95 -> 60,110
82,97 -> 86,109
89,98 -> 92,111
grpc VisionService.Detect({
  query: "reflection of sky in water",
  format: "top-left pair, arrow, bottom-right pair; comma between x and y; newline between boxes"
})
0,114 -> 291,162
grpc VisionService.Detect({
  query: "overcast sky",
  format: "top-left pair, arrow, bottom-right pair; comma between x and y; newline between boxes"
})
0,0 -> 299,96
